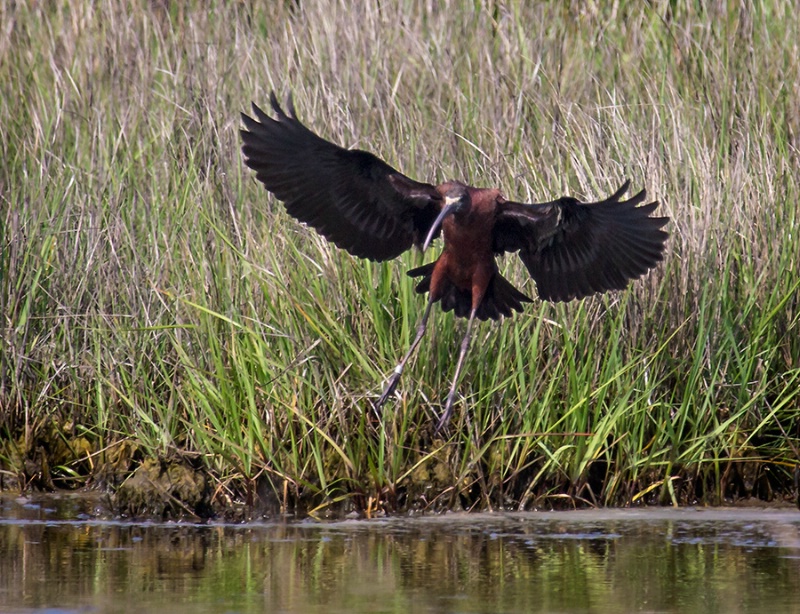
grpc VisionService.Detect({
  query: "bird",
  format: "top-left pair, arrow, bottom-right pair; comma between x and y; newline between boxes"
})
240,91 -> 669,432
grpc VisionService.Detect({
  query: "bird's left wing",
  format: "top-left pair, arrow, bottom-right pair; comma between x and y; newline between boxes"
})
241,92 -> 442,261
493,181 -> 669,302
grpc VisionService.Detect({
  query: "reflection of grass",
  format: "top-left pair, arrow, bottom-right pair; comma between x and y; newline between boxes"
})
1,2 -> 798,512
2,515 -> 798,610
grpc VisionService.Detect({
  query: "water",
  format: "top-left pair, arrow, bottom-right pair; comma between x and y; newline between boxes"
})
1,494 -> 799,613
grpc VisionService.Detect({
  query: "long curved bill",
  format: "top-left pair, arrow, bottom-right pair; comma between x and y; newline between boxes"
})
422,199 -> 460,252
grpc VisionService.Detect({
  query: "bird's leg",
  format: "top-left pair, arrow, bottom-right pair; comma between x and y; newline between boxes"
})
435,307 -> 477,433
374,300 -> 434,414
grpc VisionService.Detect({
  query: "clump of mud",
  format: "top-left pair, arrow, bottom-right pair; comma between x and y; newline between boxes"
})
115,458 -> 212,519
1,419 -> 93,491
1,417 -> 217,519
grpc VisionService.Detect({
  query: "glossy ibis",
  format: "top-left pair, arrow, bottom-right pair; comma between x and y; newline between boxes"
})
240,92 -> 669,432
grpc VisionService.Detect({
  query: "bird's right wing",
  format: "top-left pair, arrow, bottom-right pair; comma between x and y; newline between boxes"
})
493,181 -> 669,302
241,93 -> 442,261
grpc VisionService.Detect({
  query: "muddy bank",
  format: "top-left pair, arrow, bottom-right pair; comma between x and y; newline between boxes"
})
2,423 -> 798,520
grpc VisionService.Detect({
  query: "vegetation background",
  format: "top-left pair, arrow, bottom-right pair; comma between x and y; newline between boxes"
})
1,0 -> 798,517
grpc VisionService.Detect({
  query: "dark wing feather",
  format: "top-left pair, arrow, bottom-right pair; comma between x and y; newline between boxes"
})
240,92 -> 442,261
494,181 -> 669,302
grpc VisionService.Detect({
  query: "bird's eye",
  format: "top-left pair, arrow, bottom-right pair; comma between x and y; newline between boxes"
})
443,194 -> 464,208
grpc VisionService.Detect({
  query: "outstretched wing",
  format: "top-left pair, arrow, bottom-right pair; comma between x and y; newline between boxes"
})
241,92 -> 442,261
493,181 -> 669,302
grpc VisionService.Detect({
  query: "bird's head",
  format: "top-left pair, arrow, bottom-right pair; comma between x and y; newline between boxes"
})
422,182 -> 470,251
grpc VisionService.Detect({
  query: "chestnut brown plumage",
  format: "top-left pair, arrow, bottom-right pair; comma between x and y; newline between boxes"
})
241,92 -> 669,432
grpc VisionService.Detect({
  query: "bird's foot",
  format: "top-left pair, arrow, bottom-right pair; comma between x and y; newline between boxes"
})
433,391 -> 458,434
373,366 -> 403,415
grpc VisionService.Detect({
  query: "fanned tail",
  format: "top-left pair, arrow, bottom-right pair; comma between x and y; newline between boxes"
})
407,263 -> 532,321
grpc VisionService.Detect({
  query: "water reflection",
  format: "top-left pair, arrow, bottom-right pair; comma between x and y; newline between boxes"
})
1,495 -> 799,613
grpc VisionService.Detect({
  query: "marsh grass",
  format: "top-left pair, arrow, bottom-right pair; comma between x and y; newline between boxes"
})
1,1 -> 798,514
